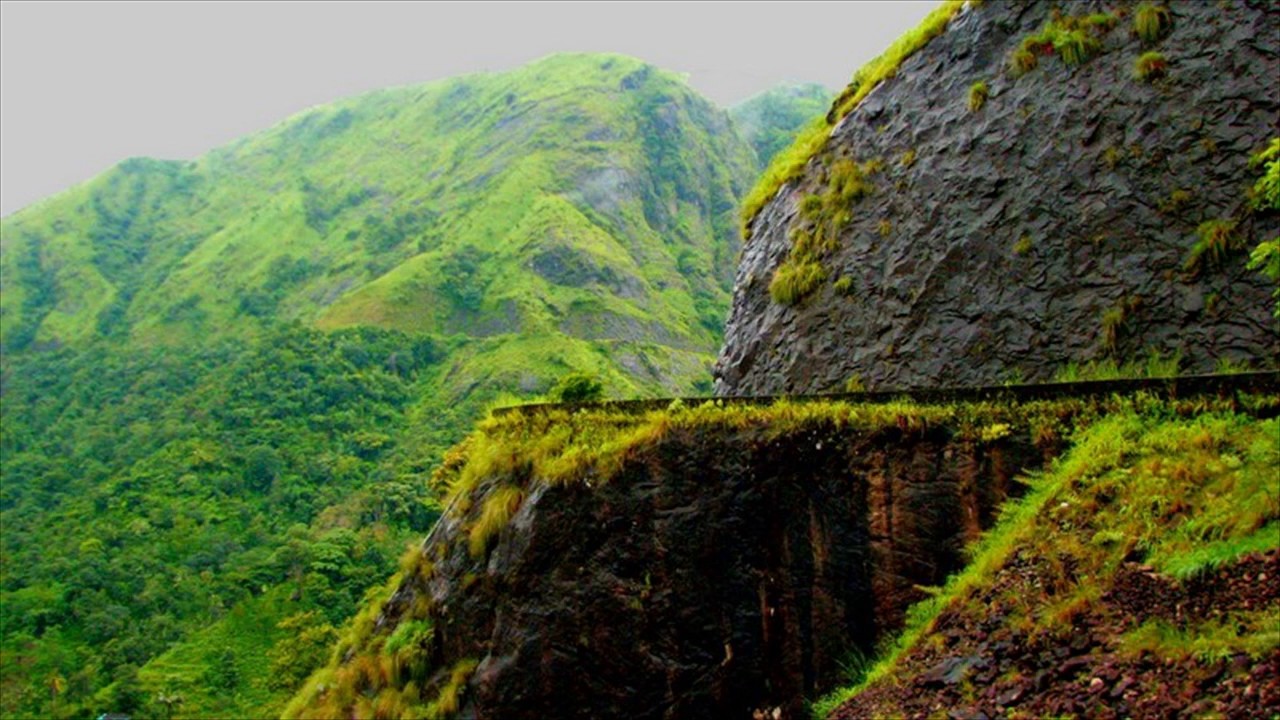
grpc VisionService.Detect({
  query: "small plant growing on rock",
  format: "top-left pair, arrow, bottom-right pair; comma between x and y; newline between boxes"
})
899,148 -> 917,168
769,260 -> 827,306
1103,145 -> 1123,169
1135,3 -> 1173,45
843,374 -> 866,393
1099,296 -> 1140,355
1134,51 -> 1168,81
1184,219 -> 1241,276
1013,235 -> 1033,256
1008,47 -> 1039,77
968,80 -> 989,111
1055,29 -> 1101,66
877,219 -> 893,237
1158,188 -> 1192,214
1246,138 -> 1280,316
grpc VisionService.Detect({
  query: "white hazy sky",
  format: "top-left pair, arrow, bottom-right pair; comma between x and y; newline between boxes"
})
0,1 -> 938,217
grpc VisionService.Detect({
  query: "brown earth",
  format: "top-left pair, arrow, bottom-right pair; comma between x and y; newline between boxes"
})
832,550 -> 1280,719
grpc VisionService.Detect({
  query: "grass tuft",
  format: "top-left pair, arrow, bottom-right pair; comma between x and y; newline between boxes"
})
769,260 -> 828,306
1008,47 -> 1039,77
467,485 -> 526,557
1133,51 -> 1168,81
1184,219 -> 1241,276
1135,3 -> 1173,45
968,81 -> 989,112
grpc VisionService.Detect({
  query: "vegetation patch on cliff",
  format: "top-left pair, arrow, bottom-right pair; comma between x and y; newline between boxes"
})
739,0 -> 970,235
818,399 -> 1279,718
286,385 -> 1276,718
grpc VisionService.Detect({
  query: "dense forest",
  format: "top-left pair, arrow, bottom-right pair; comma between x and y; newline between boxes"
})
1,325 -> 449,716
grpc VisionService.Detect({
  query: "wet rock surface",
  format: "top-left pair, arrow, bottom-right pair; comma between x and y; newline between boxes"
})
717,0 -> 1280,396
380,423 -> 1041,719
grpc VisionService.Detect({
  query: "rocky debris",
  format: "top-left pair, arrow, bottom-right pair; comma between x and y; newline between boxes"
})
717,0 -> 1280,396
830,550 -> 1280,719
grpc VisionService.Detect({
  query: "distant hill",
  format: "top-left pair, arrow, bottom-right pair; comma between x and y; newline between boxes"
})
730,82 -> 831,168
0,53 -> 832,719
1,53 -> 760,396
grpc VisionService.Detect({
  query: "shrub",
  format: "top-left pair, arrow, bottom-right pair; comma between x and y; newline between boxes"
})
968,81 -> 989,112
1135,3 -> 1173,45
1133,51 -> 1168,81
550,372 -> 605,403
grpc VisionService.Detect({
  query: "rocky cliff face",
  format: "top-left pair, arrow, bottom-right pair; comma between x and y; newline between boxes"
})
285,400 -> 1065,719
716,0 -> 1279,395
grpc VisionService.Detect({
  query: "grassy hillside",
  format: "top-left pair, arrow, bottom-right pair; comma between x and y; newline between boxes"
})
0,53 -> 753,372
819,399 -> 1278,717
0,51 -> 847,719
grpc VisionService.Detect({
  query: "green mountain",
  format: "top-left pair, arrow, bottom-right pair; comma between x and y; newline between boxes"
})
1,53 -> 756,394
0,52 -> 843,719
729,82 -> 831,168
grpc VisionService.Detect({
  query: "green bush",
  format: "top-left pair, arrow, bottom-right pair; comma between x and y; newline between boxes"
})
550,372 -> 605,403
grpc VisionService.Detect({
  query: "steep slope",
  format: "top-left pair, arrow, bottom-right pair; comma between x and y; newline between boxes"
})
730,83 -> 832,168
0,53 -> 771,719
284,383 -> 1278,719
822,399 -> 1279,719
716,0 -> 1279,395
0,53 -> 754,396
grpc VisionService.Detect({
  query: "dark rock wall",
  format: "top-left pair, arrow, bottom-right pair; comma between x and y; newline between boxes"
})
716,0 -> 1279,395
383,422 -> 1040,719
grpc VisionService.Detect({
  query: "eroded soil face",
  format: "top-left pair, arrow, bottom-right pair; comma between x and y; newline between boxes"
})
834,550 -> 1280,719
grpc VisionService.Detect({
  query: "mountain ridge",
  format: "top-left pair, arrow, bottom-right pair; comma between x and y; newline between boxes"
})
0,52 -> 830,719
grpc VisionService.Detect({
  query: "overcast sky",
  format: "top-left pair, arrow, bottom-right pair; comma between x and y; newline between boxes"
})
0,1 -> 937,217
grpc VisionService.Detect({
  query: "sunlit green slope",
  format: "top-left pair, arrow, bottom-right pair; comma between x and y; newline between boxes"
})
1,53 -> 753,387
